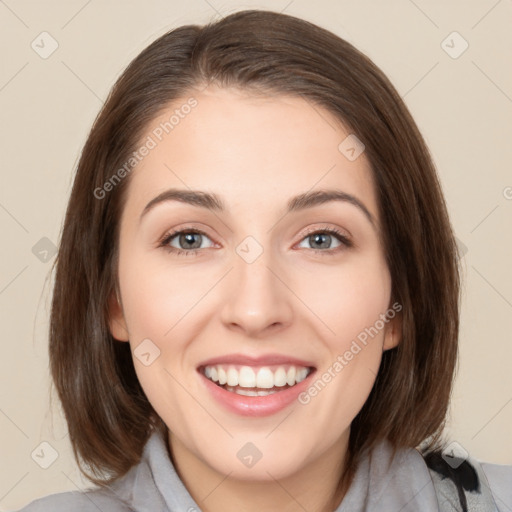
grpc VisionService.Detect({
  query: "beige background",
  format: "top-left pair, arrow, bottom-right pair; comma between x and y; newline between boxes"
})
1,0 -> 511,509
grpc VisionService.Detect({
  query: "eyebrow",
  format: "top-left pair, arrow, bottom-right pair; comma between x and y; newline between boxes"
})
139,188 -> 375,227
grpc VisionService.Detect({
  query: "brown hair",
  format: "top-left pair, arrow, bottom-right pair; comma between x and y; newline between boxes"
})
50,8 -> 460,494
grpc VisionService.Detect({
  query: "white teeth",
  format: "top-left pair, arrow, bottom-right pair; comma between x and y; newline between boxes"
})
225,385 -> 278,396
217,367 -> 227,385
239,366 -> 256,387
202,364 -> 312,389
286,366 -> 296,386
257,389 -> 278,396
295,368 -> 309,383
273,367 -> 287,387
256,367 -> 274,388
227,367 -> 238,386
235,388 -> 259,396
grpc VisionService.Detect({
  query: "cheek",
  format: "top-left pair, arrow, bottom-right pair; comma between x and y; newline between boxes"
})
118,251 -> 212,342
117,251 -> 196,422
294,252 -> 392,409
294,253 -> 392,344
117,251 -> 215,409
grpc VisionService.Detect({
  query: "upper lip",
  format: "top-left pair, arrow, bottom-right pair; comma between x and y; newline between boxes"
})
197,353 -> 316,369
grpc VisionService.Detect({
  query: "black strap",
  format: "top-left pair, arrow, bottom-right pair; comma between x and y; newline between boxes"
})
423,450 -> 498,511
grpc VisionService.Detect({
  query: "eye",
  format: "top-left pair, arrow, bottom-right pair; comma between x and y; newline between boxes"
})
158,229 -> 215,256
296,227 -> 352,254
158,225 -> 352,257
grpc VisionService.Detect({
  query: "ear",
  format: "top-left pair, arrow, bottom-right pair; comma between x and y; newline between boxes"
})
382,308 -> 402,351
107,289 -> 129,342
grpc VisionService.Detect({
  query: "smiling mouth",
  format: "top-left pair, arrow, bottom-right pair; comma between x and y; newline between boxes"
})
199,364 -> 315,396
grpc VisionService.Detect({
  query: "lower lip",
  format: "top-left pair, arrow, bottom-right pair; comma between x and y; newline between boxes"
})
198,369 -> 316,417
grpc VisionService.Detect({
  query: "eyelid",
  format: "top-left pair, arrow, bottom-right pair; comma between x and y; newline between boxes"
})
299,224 -> 352,242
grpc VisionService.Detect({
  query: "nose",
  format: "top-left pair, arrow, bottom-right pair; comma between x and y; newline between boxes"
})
219,247 -> 294,338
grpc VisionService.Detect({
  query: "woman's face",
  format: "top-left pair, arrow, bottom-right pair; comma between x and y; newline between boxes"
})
109,85 -> 401,481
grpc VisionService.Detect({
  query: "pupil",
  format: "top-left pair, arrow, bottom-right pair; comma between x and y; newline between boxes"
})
181,233 -> 201,249
312,233 -> 330,249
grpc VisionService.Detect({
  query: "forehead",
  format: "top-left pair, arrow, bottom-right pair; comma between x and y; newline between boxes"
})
122,86 -> 378,223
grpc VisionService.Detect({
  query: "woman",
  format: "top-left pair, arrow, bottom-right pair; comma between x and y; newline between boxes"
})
16,9 -> 511,512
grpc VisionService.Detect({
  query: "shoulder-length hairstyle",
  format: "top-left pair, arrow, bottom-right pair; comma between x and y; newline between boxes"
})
50,8 -> 460,490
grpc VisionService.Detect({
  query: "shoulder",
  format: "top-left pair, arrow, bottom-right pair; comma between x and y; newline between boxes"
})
13,428 -> 176,512
421,447 -> 512,512
13,486 -> 132,512
481,461 -> 512,511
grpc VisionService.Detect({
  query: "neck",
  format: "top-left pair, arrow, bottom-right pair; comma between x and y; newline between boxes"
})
167,430 -> 351,512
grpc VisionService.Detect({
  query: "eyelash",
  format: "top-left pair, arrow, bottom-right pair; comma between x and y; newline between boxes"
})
157,226 -> 353,257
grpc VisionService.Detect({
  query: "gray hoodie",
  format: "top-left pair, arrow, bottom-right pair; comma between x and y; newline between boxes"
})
14,427 -> 512,511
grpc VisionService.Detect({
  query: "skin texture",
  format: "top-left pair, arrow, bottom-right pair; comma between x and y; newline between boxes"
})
108,85 -> 402,512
